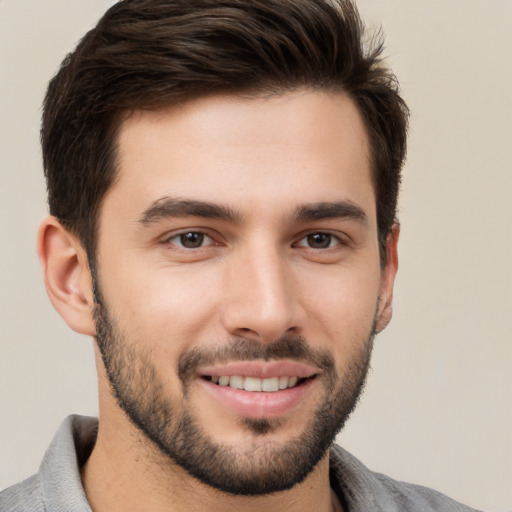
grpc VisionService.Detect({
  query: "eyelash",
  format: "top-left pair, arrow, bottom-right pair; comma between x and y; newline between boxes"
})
162,230 -> 345,251
164,230 -> 217,249
294,232 -> 344,250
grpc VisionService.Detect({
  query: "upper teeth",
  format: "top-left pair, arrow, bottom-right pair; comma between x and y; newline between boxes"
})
211,375 -> 299,392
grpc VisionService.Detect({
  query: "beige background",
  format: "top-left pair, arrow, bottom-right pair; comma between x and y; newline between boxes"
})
0,1 -> 510,510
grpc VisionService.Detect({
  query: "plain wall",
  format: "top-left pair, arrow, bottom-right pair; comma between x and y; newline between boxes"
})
0,1 -> 510,510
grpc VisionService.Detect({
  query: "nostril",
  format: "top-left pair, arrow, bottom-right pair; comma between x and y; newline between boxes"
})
233,327 -> 259,338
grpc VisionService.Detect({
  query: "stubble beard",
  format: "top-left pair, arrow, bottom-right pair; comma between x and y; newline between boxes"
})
93,289 -> 375,496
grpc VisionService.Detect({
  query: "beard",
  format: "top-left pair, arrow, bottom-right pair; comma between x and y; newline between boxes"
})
93,287 -> 375,496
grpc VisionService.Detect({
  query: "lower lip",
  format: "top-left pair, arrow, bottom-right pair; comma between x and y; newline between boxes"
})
198,377 -> 315,419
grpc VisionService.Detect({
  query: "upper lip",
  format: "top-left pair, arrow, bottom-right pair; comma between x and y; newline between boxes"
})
197,361 -> 319,379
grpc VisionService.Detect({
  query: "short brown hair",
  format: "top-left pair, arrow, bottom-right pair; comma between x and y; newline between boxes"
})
42,0 -> 408,263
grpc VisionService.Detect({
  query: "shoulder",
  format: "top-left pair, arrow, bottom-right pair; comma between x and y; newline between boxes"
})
0,415 -> 97,512
371,471 -> 483,512
330,444 -> 483,512
0,474 -> 44,512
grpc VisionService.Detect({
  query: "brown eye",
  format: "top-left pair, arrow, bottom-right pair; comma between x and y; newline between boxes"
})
294,232 -> 344,250
306,233 -> 333,248
166,231 -> 212,249
180,232 -> 204,248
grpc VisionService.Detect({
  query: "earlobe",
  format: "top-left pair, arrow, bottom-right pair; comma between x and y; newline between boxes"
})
37,216 -> 96,336
375,222 -> 400,333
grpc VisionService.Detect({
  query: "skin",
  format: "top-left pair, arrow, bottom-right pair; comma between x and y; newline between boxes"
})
38,90 -> 399,512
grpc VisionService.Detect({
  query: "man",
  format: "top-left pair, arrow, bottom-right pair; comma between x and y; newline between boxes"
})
0,1 -> 482,510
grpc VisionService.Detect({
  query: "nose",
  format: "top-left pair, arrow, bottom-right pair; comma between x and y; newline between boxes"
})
220,245 -> 304,343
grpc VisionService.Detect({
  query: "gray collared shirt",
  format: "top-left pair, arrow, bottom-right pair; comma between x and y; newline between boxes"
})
1,415 -> 482,511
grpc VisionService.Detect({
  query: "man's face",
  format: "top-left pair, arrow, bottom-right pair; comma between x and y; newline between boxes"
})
92,91 -> 396,494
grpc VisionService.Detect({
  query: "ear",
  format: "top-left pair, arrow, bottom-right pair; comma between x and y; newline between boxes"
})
374,222 -> 400,333
37,216 -> 96,336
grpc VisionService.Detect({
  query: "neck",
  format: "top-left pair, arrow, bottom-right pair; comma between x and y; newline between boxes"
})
81,412 -> 339,512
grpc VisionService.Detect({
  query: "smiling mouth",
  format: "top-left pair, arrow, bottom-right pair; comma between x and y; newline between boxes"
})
202,375 -> 313,392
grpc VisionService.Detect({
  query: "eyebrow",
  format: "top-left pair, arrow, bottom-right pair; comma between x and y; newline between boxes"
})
294,201 -> 368,225
138,197 -> 367,227
138,197 -> 240,225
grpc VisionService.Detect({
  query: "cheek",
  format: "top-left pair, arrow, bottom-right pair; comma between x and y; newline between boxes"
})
101,260 -> 223,348
297,260 -> 381,343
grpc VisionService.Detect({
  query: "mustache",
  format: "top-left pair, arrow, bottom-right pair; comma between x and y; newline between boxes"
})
177,335 -> 336,385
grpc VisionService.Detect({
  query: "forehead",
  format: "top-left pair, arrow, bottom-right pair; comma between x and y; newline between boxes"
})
108,90 -> 374,223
